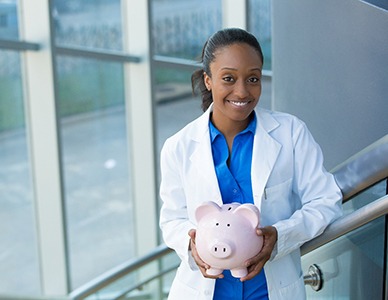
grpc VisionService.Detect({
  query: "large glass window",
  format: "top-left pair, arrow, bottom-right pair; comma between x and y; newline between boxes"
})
0,49 -> 40,294
151,0 -> 222,152
0,0 -> 18,40
53,0 -> 122,51
248,0 -> 272,71
152,0 -> 221,60
53,1 -> 135,289
248,0 -> 272,110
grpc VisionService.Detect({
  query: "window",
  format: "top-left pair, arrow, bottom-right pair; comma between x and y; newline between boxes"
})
53,1 -> 135,289
0,49 -> 41,294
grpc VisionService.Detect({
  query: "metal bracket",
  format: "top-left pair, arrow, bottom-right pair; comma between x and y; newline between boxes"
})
304,264 -> 323,291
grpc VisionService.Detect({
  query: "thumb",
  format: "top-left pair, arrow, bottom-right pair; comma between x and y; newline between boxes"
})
188,229 -> 196,239
256,228 -> 264,236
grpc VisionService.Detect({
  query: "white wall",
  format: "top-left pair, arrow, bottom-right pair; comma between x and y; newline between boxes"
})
272,0 -> 388,169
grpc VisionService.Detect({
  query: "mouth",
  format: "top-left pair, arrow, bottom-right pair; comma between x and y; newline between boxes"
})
228,100 -> 251,107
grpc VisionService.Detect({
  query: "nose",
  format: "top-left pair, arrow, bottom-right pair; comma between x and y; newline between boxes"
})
209,241 -> 234,258
234,80 -> 249,99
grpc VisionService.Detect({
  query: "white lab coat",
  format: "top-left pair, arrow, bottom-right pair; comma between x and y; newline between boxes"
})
159,105 -> 343,300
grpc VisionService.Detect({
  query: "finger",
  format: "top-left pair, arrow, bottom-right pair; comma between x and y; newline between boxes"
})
188,229 -> 196,239
240,265 -> 262,282
256,228 -> 263,236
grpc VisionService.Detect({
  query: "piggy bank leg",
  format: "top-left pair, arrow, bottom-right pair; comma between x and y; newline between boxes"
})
206,268 -> 223,277
230,268 -> 248,278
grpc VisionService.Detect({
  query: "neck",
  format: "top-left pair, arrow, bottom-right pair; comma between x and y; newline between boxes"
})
210,113 -> 252,139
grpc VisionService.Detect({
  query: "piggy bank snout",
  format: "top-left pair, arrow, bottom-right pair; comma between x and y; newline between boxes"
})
209,240 -> 234,259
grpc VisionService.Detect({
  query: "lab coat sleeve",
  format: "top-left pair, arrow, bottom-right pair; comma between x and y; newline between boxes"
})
272,121 -> 343,260
159,138 -> 198,270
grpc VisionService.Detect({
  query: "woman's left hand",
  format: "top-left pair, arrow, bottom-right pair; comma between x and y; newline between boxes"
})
240,225 -> 278,282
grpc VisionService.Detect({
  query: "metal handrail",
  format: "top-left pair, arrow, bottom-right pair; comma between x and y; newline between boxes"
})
69,244 -> 173,300
333,134 -> 388,202
301,194 -> 388,255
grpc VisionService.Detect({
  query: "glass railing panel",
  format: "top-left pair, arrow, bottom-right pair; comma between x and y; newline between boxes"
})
302,216 -> 385,299
81,250 -> 179,300
302,180 -> 387,299
343,179 -> 387,215
159,249 -> 180,298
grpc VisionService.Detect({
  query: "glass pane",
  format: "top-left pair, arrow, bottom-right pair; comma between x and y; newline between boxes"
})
52,0 -> 122,51
151,0 -> 222,60
0,50 -> 40,295
343,180 -> 387,215
83,250 -> 180,300
153,65 -> 205,155
248,0 -> 272,70
0,0 -> 19,40
302,217 -> 385,299
302,181 -> 387,299
56,55 -> 135,289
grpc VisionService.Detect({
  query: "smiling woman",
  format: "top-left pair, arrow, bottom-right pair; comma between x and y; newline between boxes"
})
159,28 -> 343,300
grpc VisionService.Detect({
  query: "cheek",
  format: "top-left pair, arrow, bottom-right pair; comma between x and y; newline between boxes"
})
252,86 -> 262,98
212,85 -> 232,98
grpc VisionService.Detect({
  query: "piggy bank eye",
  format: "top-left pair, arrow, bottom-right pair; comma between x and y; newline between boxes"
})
228,207 -> 232,211
227,224 -> 230,227
216,223 -> 219,226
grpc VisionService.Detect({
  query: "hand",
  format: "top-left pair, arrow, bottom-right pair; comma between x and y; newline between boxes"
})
188,229 -> 224,279
240,226 -> 278,282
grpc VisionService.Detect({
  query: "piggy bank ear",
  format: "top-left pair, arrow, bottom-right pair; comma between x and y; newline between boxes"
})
233,204 -> 260,228
195,201 -> 221,222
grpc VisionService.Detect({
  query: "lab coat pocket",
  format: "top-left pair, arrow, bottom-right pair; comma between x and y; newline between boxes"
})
278,274 -> 305,299
167,263 -> 205,299
264,178 -> 292,199
262,178 -> 293,222
167,277 -> 199,299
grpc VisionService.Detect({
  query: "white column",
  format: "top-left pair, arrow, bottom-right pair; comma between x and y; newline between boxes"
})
20,0 -> 69,296
222,0 -> 247,29
122,1 -> 158,256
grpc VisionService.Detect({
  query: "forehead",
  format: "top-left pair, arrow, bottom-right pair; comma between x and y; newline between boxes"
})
211,43 -> 263,69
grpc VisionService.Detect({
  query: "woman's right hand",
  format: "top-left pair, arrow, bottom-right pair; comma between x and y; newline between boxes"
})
188,229 -> 224,279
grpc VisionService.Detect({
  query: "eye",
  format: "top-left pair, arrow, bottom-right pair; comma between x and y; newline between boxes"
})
216,223 -> 219,226
222,76 -> 234,82
227,224 -> 231,227
248,76 -> 261,83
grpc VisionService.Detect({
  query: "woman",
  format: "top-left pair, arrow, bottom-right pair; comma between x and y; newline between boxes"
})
159,28 -> 342,300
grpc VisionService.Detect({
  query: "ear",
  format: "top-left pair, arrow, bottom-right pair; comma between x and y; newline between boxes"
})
195,201 -> 221,222
203,72 -> 212,91
233,204 -> 261,228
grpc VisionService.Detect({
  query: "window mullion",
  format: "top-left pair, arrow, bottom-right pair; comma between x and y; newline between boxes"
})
21,0 -> 69,295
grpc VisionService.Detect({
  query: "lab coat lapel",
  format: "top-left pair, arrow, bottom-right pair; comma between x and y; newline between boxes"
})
252,109 -> 282,209
189,108 -> 223,205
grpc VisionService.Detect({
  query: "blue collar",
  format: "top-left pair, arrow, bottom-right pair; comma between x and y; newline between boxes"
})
209,112 -> 257,142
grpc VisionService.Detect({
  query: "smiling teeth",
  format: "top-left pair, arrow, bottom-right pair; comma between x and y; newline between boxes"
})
230,101 -> 248,106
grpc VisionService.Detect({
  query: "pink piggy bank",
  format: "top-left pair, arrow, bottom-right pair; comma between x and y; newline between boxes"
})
195,201 -> 263,278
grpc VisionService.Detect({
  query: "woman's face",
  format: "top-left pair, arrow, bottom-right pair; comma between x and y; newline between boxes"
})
204,43 -> 263,128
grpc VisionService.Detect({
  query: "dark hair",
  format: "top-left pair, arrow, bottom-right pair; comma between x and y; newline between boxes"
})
191,28 -> 264,112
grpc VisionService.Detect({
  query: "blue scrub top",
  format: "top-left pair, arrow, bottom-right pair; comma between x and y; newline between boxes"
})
209,113 -> 269,300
